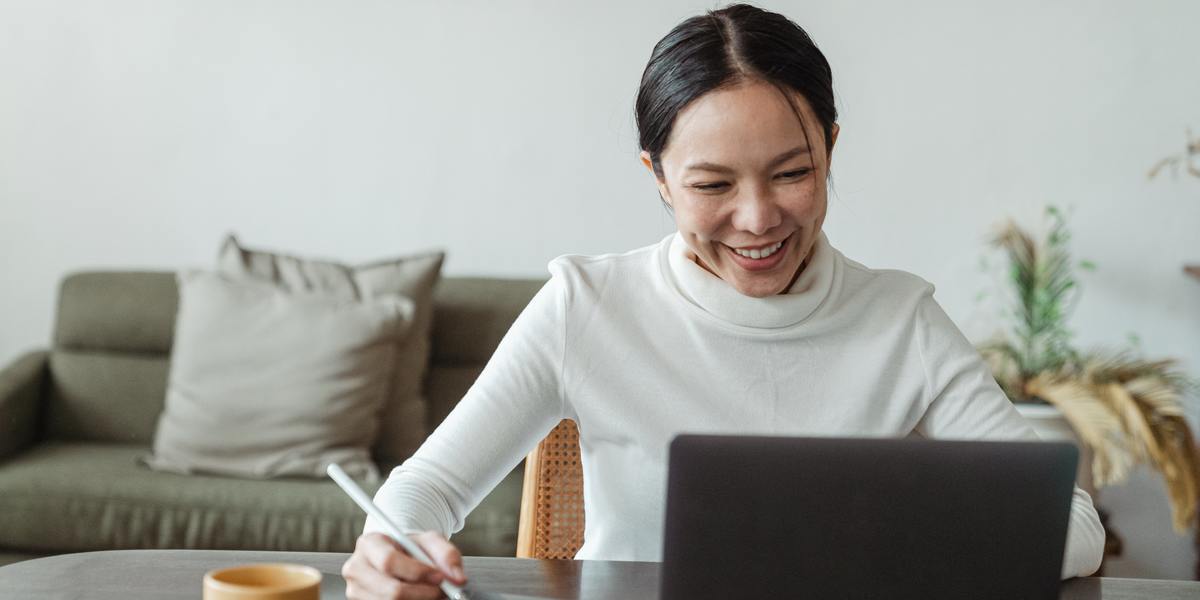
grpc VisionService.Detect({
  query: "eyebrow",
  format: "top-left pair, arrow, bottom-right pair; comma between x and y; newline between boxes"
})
684,145 -> 812,174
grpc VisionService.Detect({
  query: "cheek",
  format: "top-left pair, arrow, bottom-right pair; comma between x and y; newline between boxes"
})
673,196 -> 727,237
782,181 -> 825,218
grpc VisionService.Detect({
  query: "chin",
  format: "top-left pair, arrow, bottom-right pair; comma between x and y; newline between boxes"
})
731,277 -> 788,298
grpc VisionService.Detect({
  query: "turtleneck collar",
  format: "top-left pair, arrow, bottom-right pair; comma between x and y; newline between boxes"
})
662,231 -> 839,330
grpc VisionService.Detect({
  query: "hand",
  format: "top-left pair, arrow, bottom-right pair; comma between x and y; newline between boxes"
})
343,531 -> 467,599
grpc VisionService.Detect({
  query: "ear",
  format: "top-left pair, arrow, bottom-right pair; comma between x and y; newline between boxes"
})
640,150 -> 673,208
639,150 -> 658,178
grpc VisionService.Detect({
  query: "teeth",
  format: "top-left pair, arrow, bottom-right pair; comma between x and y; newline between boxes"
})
733,240 -> 783,260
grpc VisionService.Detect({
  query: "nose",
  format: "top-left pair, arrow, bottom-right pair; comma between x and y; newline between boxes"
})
730,186 -> 782,236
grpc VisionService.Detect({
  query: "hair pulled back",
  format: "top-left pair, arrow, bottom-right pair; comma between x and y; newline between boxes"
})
635,3 -> 837,179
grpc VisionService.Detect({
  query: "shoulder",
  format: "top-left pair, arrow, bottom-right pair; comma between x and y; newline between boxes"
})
836,250 -> 935,306
544,235 -> 669,302
822,248 -> 939,331
834,252 -> 972,356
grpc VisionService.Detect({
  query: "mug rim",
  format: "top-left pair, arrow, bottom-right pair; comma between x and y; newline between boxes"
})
203,563 -> 322,595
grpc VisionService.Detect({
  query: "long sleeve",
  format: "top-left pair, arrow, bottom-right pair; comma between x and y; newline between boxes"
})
364,274 -> 568,538
911,290 -> 1105,579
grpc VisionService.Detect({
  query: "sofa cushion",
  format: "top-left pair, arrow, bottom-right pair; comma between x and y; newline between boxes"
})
46,351 -> 169,444
424,365 -> 485,434
0,443 -> 524,557
0,443 -> 377,553
430,278 -> 545,366
144,272 -> 410,481
54,272 -> 179,354
218,236 -> 445,470
47,272 -> 178,444
424,278 -> 542,433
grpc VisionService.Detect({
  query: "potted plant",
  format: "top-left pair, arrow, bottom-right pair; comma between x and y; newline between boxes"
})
978,206 -> 1200,534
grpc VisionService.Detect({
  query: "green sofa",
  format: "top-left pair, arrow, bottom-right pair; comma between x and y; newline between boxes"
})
0,271 -> 543,567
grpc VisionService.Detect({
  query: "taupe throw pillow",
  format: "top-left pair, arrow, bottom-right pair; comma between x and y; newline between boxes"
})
217,235 -> 444,468
143,271 -> 412,481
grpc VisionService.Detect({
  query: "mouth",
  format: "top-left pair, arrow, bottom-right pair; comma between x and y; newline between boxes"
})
721,233 -> 794,272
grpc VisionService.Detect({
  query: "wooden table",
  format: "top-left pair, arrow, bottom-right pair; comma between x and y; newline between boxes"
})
0,549 -> 1197,599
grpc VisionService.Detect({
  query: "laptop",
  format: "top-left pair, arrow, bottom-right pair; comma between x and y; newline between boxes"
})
659,435 -> 1078,600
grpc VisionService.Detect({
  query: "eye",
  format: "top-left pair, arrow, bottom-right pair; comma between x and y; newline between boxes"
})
690,182 -> 730,192
776,169 -> 811,180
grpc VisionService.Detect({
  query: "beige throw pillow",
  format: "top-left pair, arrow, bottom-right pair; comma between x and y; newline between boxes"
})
217,235 -> 444,468
143,271 -> 412,481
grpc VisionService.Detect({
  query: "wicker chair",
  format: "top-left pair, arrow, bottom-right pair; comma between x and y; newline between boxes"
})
515,419 -> 585,559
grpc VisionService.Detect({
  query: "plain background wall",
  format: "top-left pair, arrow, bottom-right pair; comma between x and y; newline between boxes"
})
2,0 -> 1198,579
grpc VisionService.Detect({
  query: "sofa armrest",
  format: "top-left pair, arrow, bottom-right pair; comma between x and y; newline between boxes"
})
0,350 -> 48,461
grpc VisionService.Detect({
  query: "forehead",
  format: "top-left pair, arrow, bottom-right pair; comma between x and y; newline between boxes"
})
663,79 -> 822,168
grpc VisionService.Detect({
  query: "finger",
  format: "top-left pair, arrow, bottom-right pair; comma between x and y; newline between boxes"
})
343,553 -> 399,600
412,531 -> 467,585
347,561 -> 443,600
343,560 -> 401,600
358,532 -> 443,584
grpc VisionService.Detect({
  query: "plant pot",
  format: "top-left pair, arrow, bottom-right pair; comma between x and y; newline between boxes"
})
1014,402 -> 1097,497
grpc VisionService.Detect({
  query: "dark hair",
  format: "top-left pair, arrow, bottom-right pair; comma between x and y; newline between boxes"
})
635,3 -> 837,180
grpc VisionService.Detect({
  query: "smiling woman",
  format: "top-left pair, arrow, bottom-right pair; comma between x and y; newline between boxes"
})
340,4 -> 1106,599
635,7 -> 838,298
642,81 -> 837,297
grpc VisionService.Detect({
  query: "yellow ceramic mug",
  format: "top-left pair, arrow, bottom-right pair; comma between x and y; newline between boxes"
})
203,563 -> 322,600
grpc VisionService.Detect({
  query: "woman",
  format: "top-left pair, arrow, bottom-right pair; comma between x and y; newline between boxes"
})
342,4 -> 1105,598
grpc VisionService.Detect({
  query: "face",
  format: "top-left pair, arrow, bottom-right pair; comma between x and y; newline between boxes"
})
641,79 -> 839,298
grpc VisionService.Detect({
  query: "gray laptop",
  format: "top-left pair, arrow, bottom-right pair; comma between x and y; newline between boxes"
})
660,435 -> 1078,600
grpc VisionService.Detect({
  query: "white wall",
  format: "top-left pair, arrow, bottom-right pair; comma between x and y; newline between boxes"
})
2,0 -> 1197,579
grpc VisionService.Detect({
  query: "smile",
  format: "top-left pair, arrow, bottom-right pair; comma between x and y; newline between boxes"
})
730,240 -> 784,260
720,234 -> 795,273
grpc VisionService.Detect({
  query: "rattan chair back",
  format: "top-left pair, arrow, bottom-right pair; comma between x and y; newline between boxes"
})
516,419 -> 585,559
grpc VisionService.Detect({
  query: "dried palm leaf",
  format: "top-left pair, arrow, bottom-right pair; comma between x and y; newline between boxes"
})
1161,426 -> 1200,530
1098,383 -> 1158,465
1125,376 -> 1187,419
1035,355 -> 1200,532
1026,374 -> 1136,487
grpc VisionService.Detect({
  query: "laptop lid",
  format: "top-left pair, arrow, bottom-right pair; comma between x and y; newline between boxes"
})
660,435 -> 1078,600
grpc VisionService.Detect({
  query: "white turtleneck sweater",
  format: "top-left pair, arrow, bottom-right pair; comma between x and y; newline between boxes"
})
366,232 -> 1105,579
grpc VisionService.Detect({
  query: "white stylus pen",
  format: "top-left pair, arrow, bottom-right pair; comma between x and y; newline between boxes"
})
327,463 -> 469,600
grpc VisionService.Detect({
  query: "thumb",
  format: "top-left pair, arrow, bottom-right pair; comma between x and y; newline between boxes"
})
412,531 -> 466,585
